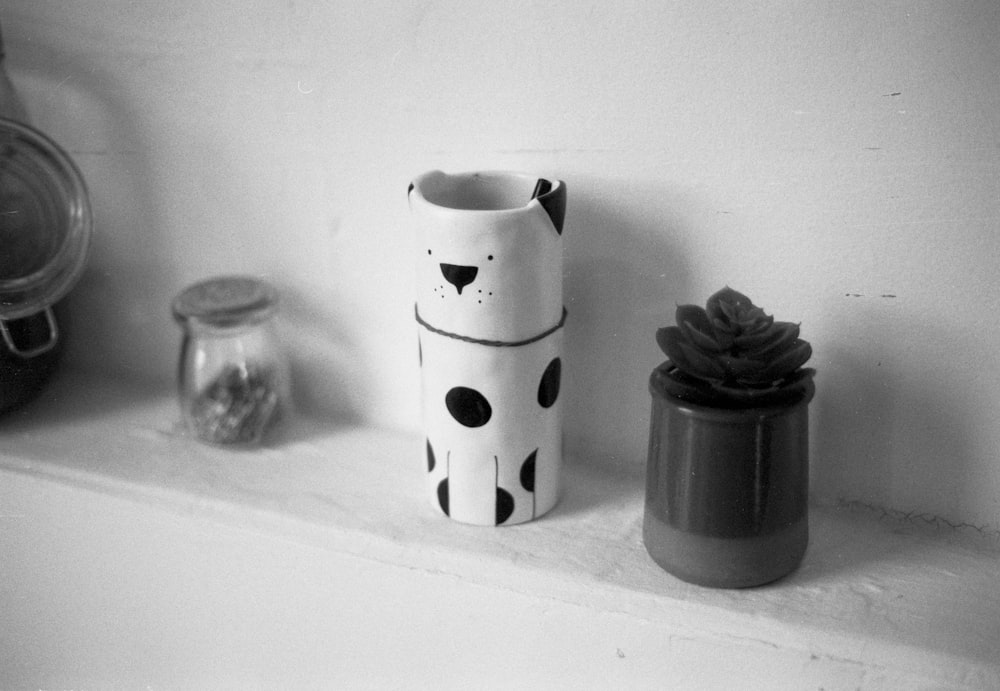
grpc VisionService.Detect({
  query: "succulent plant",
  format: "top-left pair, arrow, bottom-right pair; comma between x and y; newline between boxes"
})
654,286 -> 814,407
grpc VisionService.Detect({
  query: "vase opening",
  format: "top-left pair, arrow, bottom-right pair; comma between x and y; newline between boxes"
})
417,171 -> 548,212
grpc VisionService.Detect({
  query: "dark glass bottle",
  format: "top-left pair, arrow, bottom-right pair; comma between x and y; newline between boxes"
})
0,23 -> 92,413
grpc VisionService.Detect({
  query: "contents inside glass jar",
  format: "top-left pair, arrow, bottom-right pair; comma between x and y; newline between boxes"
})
189,361 -> 281,444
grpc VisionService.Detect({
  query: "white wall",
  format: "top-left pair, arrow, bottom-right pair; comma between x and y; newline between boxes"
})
4,1 -> 999,530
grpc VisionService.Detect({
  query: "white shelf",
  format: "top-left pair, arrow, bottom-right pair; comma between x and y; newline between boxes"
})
2,370 -> 998,689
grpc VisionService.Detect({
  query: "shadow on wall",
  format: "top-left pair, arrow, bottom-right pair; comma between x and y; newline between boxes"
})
562,175 -> 694,473
811,347 -> 893,510
278,283 -> 365,429
8,32 -> 178,384
811,338 -> 978,531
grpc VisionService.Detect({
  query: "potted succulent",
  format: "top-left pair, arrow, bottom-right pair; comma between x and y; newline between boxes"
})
643,287 -> 815,588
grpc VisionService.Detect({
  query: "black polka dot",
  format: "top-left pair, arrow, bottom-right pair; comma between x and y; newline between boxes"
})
520,450 -> 537,492
437,478 -> 449,516
425,438 -> 435,472
446,387 -> 492,427
537,357 -> 562,408
496,487 -> 514,525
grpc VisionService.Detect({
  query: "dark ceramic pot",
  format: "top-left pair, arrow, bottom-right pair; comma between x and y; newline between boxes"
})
642,365 -> 815,588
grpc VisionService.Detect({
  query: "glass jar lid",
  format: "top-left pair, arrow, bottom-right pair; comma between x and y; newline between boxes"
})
0,117 -> 92,320
172,275 -> 279,329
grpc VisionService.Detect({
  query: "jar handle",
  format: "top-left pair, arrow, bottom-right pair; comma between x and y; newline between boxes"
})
0,307 -> 59,358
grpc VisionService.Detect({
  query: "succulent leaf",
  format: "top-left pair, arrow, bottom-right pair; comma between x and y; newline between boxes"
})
733,320 -> 792,350
674,304 -> 722,351
736,320 -> 799,357
717,354 -> 765,377
674,340 -> 728,379
706,286 -> 755,323
717,298 -> 739,322
655,326 -> 684,361
680,320 -> 724,352
711,317 -> 734,334
744,311 -> 774,332
675,303 -> 711,330
660,327 -> 727,380
756,339 -> 812,382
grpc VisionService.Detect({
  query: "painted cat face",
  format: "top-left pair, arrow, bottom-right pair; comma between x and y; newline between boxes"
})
425,246 -> 494,303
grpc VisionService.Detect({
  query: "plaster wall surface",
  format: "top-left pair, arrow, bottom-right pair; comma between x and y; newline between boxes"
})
3,1 -> 999,528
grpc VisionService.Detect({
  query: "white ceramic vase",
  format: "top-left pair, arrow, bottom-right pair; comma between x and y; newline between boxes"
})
409,170 -> 567,526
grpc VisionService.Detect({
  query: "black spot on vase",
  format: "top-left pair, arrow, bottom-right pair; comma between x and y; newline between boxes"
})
520,449 -> 537,492
532,178 -> 566,235
437,478 -> 449,516
446,387 -> 492,427
496,486 -> 515,525
426,438 -> 435,473
440,263 -> 478,295
537,357 -> 562,408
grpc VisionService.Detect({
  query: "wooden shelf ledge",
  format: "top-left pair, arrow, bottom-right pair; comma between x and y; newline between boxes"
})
1,371 -> 997,688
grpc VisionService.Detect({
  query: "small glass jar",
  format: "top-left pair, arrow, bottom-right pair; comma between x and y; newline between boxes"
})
172,276 -> 290,446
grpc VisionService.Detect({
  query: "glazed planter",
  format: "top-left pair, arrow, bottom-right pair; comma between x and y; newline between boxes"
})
643,364 -> 815,588
408,170 -> 567,526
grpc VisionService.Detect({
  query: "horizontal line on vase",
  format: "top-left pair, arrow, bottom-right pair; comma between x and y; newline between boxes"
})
414,305 -> 567,348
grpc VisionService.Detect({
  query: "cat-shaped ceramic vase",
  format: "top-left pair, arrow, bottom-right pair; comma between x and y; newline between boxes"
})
409,170 -> 567,526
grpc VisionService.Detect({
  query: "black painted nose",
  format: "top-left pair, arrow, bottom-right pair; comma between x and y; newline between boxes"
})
440,263 -> 478,294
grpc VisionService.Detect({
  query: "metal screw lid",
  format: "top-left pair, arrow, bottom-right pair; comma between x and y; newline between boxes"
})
172,275 -> 278,329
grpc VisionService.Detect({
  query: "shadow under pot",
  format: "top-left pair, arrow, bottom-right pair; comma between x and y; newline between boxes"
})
0,117 -> 92,414
643,364 -> 815,588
